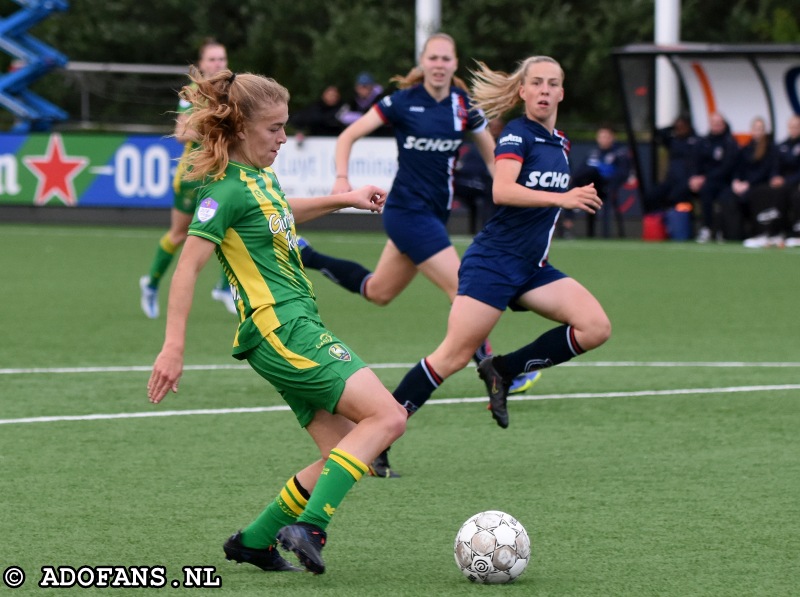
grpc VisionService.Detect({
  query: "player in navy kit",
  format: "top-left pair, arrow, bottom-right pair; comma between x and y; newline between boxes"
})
385,56 -> 611,456
299,36 -> 541,471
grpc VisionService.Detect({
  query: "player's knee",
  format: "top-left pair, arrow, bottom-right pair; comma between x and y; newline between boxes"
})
364,283 -> 396,307
582,314 -> 612,351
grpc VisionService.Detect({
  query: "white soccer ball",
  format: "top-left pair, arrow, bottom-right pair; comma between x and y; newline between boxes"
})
453,510 -> 531,584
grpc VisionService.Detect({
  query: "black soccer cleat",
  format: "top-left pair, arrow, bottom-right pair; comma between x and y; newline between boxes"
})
276,522 -> 327,574
369,447 -> 400,478
223,531 -> 302,572
477,357 -> 511,429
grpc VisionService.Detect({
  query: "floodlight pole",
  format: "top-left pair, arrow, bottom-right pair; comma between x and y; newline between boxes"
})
415,0 -> 441,60
655,0 -> 681,128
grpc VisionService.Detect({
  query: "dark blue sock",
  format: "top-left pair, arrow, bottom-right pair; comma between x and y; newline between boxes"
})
494,325 -> 584,378
300,245 -> 372,295
393,358 -> 443,416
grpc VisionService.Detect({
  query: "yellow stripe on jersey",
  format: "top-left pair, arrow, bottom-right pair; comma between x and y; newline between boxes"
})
172,143 -> 192,193
329,448 -> 367,481
243,169 -> 314,294
263,330 -> 319,369
220,228 -> 280,335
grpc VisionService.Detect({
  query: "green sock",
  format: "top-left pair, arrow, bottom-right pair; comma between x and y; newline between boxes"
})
240,476 -> 309,548
147,233 -> 179,288
217,266 -> 229,291
298,448 -> 367,531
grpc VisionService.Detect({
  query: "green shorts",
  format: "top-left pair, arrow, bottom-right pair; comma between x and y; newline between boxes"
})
244,317 -> 366,427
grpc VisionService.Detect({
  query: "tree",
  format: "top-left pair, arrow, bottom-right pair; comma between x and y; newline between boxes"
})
2,0 -> 798,132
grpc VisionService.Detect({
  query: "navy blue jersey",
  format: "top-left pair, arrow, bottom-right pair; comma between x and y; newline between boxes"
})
772,135 -> 800,186
470,116 -> 570,266
376,84 -> 487,220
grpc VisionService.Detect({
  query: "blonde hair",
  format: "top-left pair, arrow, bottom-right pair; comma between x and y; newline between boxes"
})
470,56 -> 564,120
180,68 -> 289,181
750,116 -> 771,162
390,32 -> 468,92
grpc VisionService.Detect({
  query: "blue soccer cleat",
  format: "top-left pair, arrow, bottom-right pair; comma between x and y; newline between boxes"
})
211,285 -> 238,315
139,276 -> 159,319
509,370 -> 542,394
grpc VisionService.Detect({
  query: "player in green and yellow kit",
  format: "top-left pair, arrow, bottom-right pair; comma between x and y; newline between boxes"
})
139,38 -> 236,318
146,69 -> 407,575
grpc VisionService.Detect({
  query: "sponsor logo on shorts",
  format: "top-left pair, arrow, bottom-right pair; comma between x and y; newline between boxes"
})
196,198 -> 218,222
328,343 -> 351,361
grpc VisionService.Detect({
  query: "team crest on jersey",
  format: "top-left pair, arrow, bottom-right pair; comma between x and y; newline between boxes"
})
196,198 -> 218,222
328,343 -> 351,361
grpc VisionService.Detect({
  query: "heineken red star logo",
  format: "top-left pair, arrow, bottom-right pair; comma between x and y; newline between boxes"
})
23,134 -> 89,206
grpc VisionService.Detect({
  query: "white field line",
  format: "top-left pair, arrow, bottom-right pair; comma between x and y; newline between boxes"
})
1,384 -> 798,426
2,361 -> 800,375
6,225 -> 798,255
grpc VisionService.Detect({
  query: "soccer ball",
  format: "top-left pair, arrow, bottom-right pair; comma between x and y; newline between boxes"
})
454,510 -> 531,584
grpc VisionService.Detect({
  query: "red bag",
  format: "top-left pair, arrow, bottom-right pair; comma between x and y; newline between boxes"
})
642,212 -> 667,241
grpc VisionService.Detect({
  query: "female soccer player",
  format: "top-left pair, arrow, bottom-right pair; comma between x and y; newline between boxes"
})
299,35 -> 541,451
139,38 -> 237,318
146,69 -> 407,575
385,56 -> 611,465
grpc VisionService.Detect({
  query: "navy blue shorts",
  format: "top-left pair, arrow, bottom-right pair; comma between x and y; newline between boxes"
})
382,206 -> 451,265
458,248 -> 568,311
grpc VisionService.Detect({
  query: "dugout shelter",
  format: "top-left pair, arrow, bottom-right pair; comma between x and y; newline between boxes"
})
612,43 -> 800,199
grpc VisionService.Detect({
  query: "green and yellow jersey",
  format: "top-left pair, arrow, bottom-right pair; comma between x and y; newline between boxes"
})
172,86 -> 203,213
188,161 -> 318,357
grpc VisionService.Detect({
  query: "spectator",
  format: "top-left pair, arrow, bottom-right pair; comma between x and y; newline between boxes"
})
453,117 -> 504,234
570,124 -> 631,238
644,114 -> 699,213
338,71 -> 385,125
743,114 -> 800,248
717,116 -> 774,241
290,85 -> 346,142
786,194 -> 800,247
689,112 -> 739,243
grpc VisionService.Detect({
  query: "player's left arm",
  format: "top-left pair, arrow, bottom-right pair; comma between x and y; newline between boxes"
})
287,186 -> 386,224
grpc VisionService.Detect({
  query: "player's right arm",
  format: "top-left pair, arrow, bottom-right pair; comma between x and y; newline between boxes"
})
332,107 -> 385,194
147,236 -> 216,404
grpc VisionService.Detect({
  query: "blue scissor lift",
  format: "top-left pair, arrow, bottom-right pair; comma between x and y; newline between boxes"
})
0,0 -> 69,132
